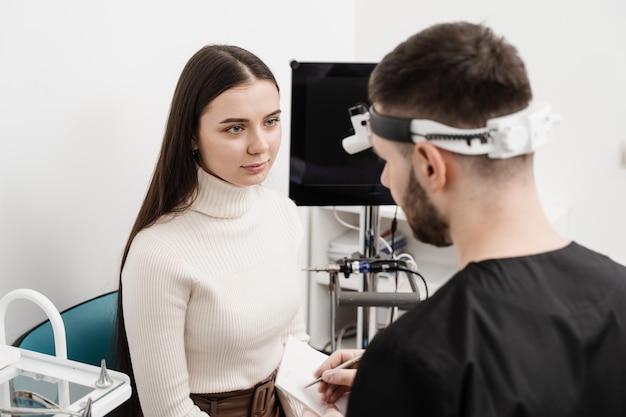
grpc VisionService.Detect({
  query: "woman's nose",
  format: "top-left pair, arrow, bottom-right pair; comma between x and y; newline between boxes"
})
247,128 -> 272,154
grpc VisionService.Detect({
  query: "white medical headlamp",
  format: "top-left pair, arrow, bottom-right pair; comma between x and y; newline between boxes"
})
342,102 -> 561,158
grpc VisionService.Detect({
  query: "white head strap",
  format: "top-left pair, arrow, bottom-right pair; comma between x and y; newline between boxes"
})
342,102 -> 561,158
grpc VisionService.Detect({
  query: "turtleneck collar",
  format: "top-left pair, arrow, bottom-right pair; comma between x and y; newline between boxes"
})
191,166 -> 259,219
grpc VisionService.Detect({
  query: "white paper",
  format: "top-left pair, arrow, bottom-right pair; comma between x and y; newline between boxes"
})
276,336 -> 348,416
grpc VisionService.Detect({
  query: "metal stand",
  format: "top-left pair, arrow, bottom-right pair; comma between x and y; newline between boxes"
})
323,206 -> 421,350
325,206 -> 380,351
328,271 -> 338,352
360,205 -> 380,348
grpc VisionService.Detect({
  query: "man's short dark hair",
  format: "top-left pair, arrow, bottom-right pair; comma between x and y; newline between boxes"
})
368,22 -> 532,128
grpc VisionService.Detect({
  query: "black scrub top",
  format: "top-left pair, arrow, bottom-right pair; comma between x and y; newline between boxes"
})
347,242 -> 626,417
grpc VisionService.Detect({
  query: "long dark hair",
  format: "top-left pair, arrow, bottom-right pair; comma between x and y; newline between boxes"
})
114,45 -> 278,417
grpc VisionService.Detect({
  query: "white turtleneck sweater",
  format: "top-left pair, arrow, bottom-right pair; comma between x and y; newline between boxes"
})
122,168 -> 310,417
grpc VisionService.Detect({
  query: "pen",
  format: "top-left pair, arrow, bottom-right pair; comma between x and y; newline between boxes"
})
303,354 -> 363,388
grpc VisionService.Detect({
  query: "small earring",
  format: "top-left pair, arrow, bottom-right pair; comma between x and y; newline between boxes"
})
192,149 -> 198,156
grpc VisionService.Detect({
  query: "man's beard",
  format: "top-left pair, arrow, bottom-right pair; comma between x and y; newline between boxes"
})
402,168 -> 452,247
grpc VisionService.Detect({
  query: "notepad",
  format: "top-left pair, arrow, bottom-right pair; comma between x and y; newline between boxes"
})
0,345 -> 21,369
276,336 -> 348,416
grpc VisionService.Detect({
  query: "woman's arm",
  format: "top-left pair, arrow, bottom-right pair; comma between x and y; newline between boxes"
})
122,235 -> 207,417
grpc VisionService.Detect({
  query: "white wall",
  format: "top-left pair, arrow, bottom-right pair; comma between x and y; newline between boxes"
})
0,0 -> 357,344
356,0 -> 626,265
3,0 -> 625,347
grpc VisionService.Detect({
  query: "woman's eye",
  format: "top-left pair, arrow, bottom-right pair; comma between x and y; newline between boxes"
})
266,117 -> 280,127
226,125 -> 244,134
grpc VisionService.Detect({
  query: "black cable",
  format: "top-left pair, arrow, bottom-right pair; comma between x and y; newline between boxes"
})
389,206 -> 401,307
355,259 -> 429,299
395,266 -> 429,300
390,206 -> 398,257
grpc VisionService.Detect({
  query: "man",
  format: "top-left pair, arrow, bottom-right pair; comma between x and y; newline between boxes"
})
305,21 -> 626,417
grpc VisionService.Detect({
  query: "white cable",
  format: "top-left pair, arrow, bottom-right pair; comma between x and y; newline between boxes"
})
332,207 -> 360,230
397,252 -> 417,269
336,323 -> 356,350
332,207 -> 401,255
395,253 -> 429,299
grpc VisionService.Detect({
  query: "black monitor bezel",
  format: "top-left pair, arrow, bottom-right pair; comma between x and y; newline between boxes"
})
288,61 -> 395,207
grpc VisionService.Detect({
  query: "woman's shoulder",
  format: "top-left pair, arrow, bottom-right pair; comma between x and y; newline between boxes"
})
258,185 -> 298,210
129,214 -> 187,252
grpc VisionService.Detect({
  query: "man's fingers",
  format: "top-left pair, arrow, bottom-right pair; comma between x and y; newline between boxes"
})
322,368 -> 356,387
314,349 -> 365,377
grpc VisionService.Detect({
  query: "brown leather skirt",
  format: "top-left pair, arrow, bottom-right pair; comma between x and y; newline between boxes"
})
190,371 -> 285,417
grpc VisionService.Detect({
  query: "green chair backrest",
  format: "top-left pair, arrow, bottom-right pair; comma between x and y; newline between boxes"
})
14,291 -> 118,368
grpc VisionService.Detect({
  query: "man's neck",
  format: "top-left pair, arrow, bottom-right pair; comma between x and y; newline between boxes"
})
449,183 -> 569,269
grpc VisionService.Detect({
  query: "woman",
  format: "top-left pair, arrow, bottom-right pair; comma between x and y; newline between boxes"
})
116,45 -> 309,417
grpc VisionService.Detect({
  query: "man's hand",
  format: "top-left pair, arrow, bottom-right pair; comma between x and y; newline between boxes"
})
314,349 -> 364,404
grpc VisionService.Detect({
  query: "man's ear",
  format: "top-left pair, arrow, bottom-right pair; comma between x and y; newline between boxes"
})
413,142 -> 447,192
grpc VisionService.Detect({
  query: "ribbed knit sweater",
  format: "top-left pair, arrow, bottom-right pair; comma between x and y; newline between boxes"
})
122,167 -> 309,417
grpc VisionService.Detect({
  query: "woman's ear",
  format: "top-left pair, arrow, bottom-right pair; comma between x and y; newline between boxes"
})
413,142 -> 447,192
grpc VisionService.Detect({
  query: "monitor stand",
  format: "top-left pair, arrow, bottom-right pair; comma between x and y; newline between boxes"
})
358,205 -> 380,348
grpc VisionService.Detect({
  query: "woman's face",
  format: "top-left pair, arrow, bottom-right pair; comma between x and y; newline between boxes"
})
193,79 -> 281,186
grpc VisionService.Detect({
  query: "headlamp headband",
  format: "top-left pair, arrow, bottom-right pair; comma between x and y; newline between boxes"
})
342,102 -> 561,159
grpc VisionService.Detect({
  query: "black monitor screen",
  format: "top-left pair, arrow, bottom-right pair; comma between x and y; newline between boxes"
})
288,61 -> 395,206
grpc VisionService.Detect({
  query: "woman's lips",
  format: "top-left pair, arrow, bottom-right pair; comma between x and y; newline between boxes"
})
242,161 -> 268,174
